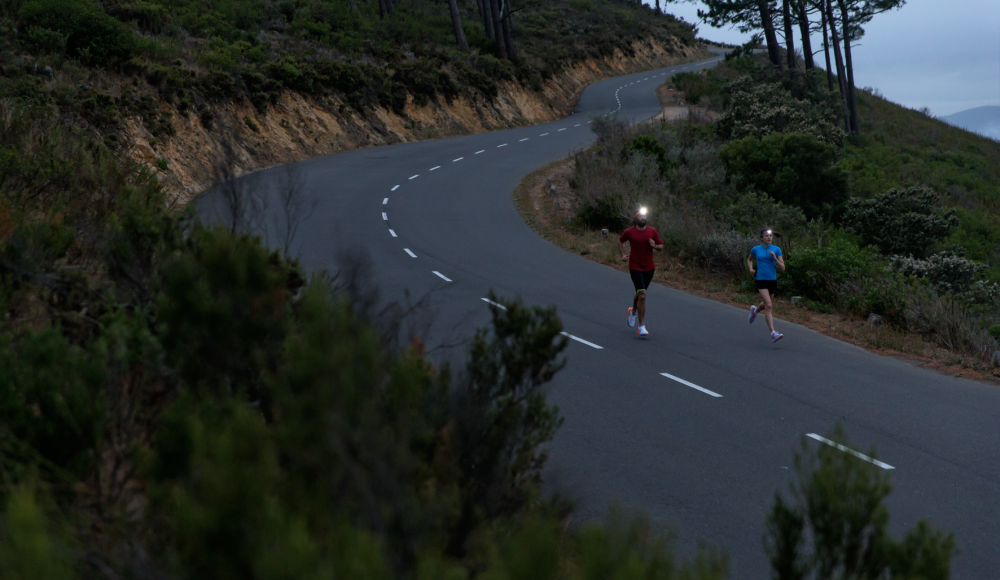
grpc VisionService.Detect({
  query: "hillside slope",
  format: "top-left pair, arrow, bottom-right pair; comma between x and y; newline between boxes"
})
0,0 -> 707,201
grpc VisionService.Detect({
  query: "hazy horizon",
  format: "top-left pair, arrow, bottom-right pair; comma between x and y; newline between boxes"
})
656,0 -> 1000,117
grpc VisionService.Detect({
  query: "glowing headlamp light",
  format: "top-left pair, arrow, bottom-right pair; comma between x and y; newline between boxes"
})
766,229 -> 772,235
639,207 -> 648,216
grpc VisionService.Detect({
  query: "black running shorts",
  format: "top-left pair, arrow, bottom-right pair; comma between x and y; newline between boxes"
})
630,269 -> 655,292
755,279 -> 777,293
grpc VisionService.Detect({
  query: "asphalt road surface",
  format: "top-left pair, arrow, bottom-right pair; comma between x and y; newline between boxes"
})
197,54 -> 1000,578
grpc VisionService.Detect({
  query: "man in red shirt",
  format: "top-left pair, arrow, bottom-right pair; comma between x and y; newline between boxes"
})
618,208 -> 663,336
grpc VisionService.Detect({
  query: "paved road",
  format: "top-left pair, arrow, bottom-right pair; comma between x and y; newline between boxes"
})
197,54 -> 1000,577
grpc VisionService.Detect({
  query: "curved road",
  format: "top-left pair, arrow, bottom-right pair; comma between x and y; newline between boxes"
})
198,55 -> 1000,577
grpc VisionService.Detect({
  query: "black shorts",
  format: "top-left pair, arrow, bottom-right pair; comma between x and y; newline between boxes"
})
630,269 -> 655,292
755,279 -> 777,293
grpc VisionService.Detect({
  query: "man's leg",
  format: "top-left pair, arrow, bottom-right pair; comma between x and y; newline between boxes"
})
758,288 -> 775,333
636,290 -> 646,325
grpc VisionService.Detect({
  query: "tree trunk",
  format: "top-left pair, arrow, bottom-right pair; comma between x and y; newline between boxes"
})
782,0 -> 797,69
756,0 -> 783,68
796,1 -> 814,69
655,0 -> 661,13
447,0 -> 470,50
820,4 -> 834,90
479,0 -> 495,40
837,0 -> 860,134
501,0 -> 516,59
489,0 -> 507,59
825,0 -> 850,132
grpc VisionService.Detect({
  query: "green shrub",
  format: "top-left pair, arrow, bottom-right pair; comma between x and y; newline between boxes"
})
0,328 -> 107,484
694,230 -> 756,275
715,189 -> 807,236
715,75 -> 845,145
156,225 -> 303,399
107,1 -> 170,34
0,486 -> 74,580
890,249 -> 998,302
719,132 -> 849,220
843,186 -> 959,258
623,134 -> 674,176
20,0 -> 137,65
783,237 -> 883,305
575,193 -> 630,232
767,424 -> 955,579
20,26 -> 66,55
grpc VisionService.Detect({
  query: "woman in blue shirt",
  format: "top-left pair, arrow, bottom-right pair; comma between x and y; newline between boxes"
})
746,228 -> 785,342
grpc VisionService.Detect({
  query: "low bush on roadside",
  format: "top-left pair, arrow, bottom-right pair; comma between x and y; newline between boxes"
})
843,186 -> 960,258
767,424 -> 955,579
719,132 -> 849,220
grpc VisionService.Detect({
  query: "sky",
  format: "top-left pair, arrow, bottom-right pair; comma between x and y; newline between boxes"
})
657,0 -> 1000,117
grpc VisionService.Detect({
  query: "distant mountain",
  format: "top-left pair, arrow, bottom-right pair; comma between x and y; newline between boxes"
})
940,106 -> 1000,140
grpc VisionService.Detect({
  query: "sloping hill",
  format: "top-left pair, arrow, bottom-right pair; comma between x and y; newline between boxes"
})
0,0 -> 708,200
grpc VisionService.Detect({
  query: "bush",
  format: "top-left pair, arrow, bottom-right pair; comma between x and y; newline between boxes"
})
719,132 -> 849,220
715,189 -> 807,237
890,250 -> 998,302
767,424 -> 955,579
623,135 -> 674,176
693,230 -> 756,275
715,75 -> 845,145
843,187 -> 960,258
20,0 -> 137,65
20,26 -> 66,55
783,237 -> 883,305
0,328 -> 107,484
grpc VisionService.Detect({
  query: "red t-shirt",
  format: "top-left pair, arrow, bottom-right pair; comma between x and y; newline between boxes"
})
619,226 -> 663,271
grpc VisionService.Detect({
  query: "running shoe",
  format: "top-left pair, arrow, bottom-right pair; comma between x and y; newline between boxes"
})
638,325 -> 649,336
627,307 -> 637,327
749,305 -> 757,324
771,330 -> 784,343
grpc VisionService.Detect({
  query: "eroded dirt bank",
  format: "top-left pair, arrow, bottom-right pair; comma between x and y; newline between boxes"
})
133,38 -> 711,204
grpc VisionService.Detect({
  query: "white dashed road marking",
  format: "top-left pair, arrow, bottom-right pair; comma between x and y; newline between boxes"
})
806,434 -> 895,470
392,185 -> 400,191
389,229 -> 397,237
540,133 -> 549,136
453,157 -> 463,162
660,372 -> 722,398
520,138 -> 529,141
404,248 -> 417,258
560,332 -> 603,349
409,175 -> 419,180
383,198 -> 388,204
558,128 -> 567,132
481,298 -> 507,310
430,166 -> 440,171
432,271 -> 452,282
382,212 -> 388,220
497,143 -> 507,148
574,124 -> 580,127
475,150 -> 485,154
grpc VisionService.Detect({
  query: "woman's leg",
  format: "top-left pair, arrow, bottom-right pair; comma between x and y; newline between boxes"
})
757,288 -> 775,333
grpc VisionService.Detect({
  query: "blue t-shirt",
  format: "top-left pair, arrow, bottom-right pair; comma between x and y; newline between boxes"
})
751,244 -> 782,280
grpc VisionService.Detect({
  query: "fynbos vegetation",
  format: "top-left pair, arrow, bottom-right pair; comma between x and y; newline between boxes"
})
569,52 -> 1000,371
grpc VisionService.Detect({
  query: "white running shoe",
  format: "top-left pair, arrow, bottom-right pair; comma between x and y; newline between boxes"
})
771,330 -> 784,343
749,305 -> 757,324
627,307 -> 637,327
638,325 -> 649,336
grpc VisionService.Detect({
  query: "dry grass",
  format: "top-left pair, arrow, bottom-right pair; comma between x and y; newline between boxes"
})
513,156 -> 1000,383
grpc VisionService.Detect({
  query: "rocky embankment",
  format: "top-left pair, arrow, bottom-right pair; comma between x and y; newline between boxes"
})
134,38 -> 711,204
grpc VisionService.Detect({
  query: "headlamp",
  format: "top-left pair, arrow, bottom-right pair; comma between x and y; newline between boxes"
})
639,207 -> 648,216
766,229 -> 772,235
